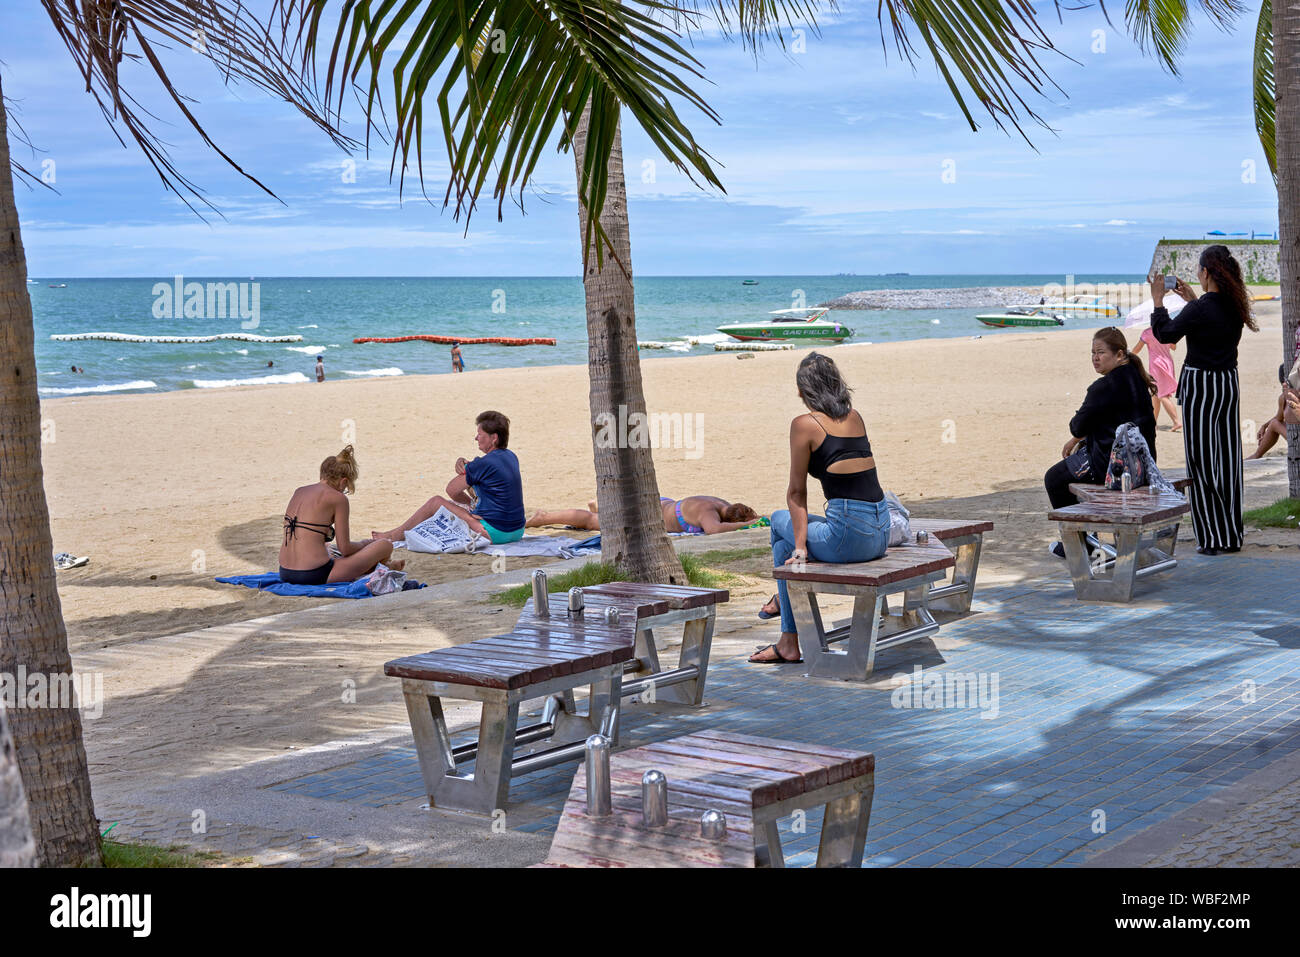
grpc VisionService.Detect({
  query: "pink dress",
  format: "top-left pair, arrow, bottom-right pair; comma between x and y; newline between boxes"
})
1140,327 -> 1176,398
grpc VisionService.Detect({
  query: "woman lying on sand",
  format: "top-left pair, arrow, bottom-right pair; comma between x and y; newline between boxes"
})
526,495 -> 758,534
280,445 -> 401,585
750,352 -> 892,665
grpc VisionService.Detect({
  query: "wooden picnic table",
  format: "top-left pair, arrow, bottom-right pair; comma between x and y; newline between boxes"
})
385,579 -> 727,815
774,538 -> 955,680
517,581 -> 728,706
908,517 -> 994,613
1049,491 -> 1190,602
543,730 -> 875,867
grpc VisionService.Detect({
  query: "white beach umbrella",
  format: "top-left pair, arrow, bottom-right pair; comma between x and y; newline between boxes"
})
1124,297 -> 1185,331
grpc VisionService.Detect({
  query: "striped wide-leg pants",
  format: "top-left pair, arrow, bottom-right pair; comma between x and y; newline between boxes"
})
1178,365 -> 1244,549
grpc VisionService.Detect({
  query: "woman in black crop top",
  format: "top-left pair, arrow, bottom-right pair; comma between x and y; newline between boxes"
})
750,353 -> 891,664
1150,244 -> 1258,554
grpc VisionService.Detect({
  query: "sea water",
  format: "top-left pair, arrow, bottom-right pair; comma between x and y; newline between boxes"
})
30,274 -> 1136,397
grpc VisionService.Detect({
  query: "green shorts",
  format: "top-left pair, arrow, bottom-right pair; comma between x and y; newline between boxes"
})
477,518 -> 524,545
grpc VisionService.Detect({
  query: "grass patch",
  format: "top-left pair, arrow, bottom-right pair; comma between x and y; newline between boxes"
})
102,838 -> 222,868
693,546 -> 771,566
490,554 -> 750,607
492,561 -> 629,607
1244,498 -> 1300,529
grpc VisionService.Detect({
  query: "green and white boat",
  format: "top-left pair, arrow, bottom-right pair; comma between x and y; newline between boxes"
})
975,306 -> 1067,328
717,307 -> 852,342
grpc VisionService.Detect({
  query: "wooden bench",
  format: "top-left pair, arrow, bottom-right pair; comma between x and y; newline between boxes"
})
774,538 -> 956,681
1068,475 -> 1192,501
543,731 -> 875,867
1049,491 -> 1190,602
909,518 -> 994,614
517,582 -> 727,706
385,581 -> 728,815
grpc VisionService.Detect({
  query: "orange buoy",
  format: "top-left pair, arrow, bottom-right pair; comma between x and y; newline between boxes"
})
353,334 -> 555,346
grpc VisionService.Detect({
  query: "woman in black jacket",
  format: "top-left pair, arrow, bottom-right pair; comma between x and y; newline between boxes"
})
1151,244 -> 1258,554
1044,327 -> 1158,557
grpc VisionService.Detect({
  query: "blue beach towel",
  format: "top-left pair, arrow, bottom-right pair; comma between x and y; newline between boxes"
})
215,573 -> 423,599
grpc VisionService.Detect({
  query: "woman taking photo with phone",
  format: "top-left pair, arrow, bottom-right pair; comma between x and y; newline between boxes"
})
1151,244 -> 1258,555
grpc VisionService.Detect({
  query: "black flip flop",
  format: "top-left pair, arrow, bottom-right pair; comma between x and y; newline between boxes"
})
757,593 -> 780,620
748,643 -> 802,664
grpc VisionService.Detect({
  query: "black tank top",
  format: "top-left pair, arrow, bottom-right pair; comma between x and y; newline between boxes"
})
807,414 -> 884,502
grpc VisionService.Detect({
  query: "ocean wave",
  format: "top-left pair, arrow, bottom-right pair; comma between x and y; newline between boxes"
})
234,348 -> 249,355
191,372 -> 311,389
683,333 -> 730,345
342,368 -> 404,377
284,345 -> 327,354
40,379 -> 158,396
298,324 -> 318,329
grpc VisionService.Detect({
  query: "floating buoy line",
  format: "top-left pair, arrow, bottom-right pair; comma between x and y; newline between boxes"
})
50,332 -> 303,343
353,335 -> 555,346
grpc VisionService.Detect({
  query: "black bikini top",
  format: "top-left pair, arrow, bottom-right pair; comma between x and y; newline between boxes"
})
807,413 -> 874,477
283,515 -> 335,544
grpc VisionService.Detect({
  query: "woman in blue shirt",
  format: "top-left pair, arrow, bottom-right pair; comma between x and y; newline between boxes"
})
373,410 -> 526,545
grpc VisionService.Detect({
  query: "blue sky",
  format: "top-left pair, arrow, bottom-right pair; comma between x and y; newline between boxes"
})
1,2 -> 1278,276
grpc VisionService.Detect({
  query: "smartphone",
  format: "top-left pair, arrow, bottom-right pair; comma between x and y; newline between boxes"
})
1164,275 -> 1178,290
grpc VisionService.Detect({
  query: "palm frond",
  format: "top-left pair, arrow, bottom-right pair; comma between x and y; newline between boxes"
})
38,0 -> 353,218
277,0 -> 725,264
1122,0 -> 1246,74
1254,0 -> 1276,181
666,0 -> 831,51
878,1 -> 1067,141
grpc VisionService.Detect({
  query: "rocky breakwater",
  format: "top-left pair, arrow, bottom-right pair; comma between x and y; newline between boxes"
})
821,286 -> 1041,310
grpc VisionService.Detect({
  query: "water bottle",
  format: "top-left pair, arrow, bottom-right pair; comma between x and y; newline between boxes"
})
567,586 -> 584,619
1121,470 -> 1132,493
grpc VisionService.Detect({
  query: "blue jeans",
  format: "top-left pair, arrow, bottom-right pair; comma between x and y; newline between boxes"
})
771,499 -> 891,634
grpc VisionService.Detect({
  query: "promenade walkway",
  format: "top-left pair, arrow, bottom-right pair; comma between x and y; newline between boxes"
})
91,544 -> 1299,867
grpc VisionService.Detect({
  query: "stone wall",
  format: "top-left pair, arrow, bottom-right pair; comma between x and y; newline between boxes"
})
1150,240 -> 1279,284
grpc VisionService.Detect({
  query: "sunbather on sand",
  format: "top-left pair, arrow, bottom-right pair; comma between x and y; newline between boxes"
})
280,445 -> 401,585
526,495 -> 758,534
373,410 -> 526,545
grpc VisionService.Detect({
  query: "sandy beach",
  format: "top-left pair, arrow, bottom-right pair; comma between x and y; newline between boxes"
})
41,302 -> 1289,650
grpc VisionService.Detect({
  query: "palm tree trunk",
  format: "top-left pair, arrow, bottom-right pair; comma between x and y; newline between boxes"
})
571,109 -> 683,583
0,703 -> 36,867
0,75 -> 103,867
1275,0 -> 1300,498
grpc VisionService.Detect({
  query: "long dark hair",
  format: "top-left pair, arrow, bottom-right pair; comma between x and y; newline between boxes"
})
1200,245 -> 1257,332
1094,327 -> 1157,397
796,352 -> 853,419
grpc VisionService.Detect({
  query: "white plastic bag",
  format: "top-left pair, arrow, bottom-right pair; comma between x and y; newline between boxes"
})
367,563 -> 408,595
403,506 -> 489,554
884,491 -> 911,546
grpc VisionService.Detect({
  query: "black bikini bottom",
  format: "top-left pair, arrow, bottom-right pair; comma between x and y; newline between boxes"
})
279,560 -> 334,586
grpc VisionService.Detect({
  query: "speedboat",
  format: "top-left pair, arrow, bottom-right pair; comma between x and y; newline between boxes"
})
975,306 -> 1066,328
717,307 -> 852,342
1005,294 -> 1118,318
